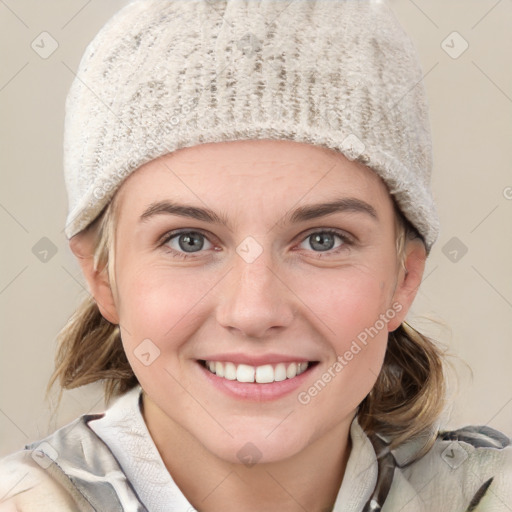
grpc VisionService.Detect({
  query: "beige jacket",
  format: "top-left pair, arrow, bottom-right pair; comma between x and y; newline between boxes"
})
1,386 -> 511,511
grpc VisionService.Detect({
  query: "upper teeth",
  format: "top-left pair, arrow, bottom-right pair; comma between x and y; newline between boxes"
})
204,361 -> 310,383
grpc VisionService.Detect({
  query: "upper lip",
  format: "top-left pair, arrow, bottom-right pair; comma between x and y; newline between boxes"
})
198,353 -> 317,366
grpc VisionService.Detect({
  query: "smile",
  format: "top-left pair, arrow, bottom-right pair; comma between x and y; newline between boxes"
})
200,360 -> 317,383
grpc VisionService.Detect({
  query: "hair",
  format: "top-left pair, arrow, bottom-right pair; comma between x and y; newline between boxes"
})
47,187 -> 447,456
47,191 -> 137,405
356,203 -> 447,457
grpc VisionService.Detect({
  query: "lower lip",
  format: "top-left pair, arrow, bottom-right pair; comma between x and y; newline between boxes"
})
196,361 -> 318,402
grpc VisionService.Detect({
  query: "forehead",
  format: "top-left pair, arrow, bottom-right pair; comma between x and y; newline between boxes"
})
123,138 -> 386,185
114,139 -> 393,218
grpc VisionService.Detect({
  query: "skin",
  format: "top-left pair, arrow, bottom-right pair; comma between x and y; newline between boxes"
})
71,139 -> 426,512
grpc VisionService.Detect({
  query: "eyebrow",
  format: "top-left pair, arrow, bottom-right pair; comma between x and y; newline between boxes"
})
139,197 -> 379,228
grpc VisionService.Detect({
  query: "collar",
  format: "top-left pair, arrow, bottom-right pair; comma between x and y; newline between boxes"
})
88,386 -> 192,511
89,386 -> 432,512
334,416 -> 437,512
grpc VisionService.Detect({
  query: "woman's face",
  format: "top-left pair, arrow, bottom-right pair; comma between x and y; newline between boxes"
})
106,139 -> 417,464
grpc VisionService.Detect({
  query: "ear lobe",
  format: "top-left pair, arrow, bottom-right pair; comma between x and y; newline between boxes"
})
69,232 -> 120,325
387,238 -> 427,332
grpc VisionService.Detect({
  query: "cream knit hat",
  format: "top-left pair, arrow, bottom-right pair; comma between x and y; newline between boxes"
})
63,0 -> 440,253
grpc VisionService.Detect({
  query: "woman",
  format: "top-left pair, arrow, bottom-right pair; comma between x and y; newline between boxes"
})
1,1 -> 510,510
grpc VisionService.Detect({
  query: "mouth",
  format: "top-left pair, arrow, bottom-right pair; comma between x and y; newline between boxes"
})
198,359 -> 320,384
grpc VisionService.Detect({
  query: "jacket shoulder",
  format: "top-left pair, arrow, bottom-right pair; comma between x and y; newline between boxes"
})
0,448 -> 86,511
437,424 -> 511,450
399,424 -> 512,510
0,413 -> 112,512
0,413 -> 147,512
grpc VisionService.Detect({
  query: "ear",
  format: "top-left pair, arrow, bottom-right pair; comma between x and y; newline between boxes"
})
386,237 -> 427,332
69,229 -> 119,325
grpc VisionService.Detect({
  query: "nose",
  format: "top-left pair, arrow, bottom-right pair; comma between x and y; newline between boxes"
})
215,245 -> 296,339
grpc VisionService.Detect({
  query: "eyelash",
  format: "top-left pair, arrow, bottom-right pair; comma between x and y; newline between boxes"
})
159,228 -> 354,260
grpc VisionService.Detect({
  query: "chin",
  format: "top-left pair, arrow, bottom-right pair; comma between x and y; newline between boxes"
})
210,437 -> 307,466
196,420 -> 315,466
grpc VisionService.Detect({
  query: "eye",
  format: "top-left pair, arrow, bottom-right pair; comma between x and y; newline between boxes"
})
161,230 -> 214,259
159,228 -> 353,260
298,229 -> 352,254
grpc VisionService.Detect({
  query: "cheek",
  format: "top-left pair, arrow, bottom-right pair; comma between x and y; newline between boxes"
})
115,267 -> 219,397
115,266 -> 218,350
301,265 -> 394,346
294,266 -> 394,406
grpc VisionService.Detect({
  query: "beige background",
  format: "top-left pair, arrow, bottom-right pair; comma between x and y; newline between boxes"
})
1,0 -> 511,457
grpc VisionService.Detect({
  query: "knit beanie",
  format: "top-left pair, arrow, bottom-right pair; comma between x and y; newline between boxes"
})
63,0 -> 440,253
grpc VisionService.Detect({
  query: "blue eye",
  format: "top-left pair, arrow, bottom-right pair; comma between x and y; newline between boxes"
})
299,229 -> 351,253
161,230 -> 213,259
160,228 -> 352,260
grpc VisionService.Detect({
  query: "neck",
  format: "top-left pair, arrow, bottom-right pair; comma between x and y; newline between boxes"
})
142,394 -> 354,512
